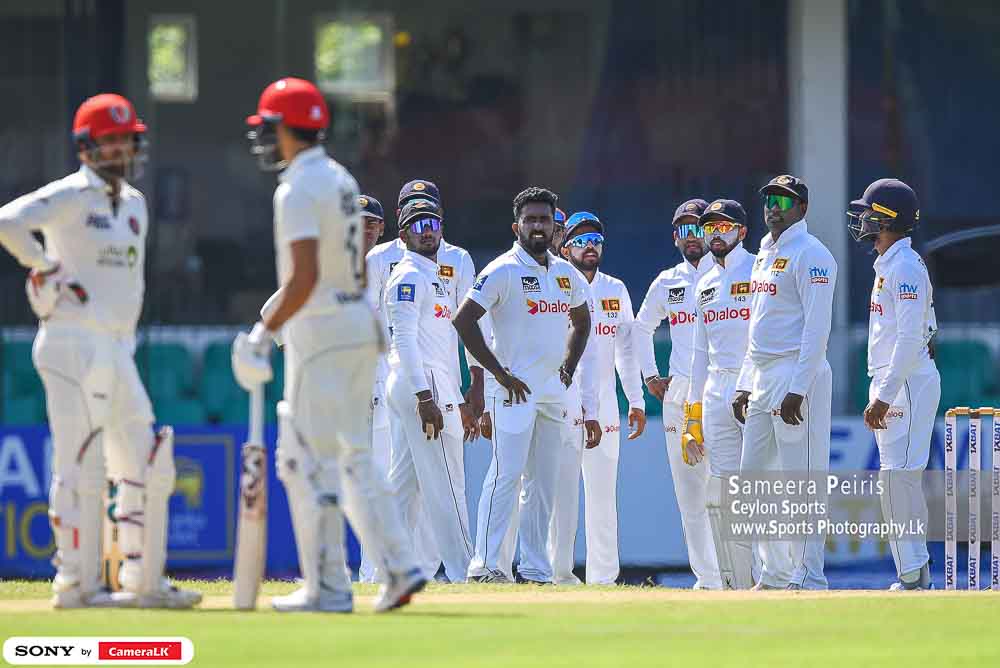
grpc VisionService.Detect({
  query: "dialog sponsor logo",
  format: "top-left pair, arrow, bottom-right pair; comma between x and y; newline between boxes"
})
526,299 -> 569,315
870,302 -> 884,316
596,322 -> 618,336
433,303 -> 452,319
703,307 -> 750,324
750,280 -> 777,296
669,310 -> 695,326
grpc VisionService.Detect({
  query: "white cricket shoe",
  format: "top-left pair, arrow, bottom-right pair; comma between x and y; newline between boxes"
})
374,568 -> 427,613
52,587 -> 121,609
113,578 -> 202,609
272,586 -> 353,613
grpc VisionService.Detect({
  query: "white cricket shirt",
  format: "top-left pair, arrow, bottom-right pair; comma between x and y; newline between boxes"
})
384,250 -> 464,405
687,243 -> 756,404
633,257 -> 713,380
0,165 -> 147,337
735,220 -> 838,396
867,237 -> 937,403
588,271 -> 644,411
465,242 -> 589,403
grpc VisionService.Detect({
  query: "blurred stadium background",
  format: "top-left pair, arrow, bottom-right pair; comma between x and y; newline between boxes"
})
1,0 -> 998,584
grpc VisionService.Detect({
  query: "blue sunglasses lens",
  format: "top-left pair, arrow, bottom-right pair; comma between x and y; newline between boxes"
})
410,217 -> 441,233
566,232 -> 605,248
676,223 -> 703,238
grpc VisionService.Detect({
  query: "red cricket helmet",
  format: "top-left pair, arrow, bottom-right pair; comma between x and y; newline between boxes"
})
246,77 -> 329,130
72,93 -> 147,142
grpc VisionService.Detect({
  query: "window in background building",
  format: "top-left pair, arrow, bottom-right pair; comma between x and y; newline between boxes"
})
314,13 -> 395,103
148,14 -> 198,102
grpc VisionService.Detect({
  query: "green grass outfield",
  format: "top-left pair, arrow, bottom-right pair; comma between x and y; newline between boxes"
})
2,580 -> 999,667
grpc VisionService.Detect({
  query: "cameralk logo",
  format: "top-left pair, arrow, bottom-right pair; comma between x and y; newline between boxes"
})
3,637 -> 193,665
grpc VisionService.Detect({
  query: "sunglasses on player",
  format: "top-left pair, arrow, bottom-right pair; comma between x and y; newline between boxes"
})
701,221 -> 742,235
407,217 -> 442,234
674,222 -> 704,239
764,193 -> 798,211
565,232 -> 605,249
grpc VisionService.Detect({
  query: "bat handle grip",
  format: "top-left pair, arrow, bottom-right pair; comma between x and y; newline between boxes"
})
249,384 -> 265,444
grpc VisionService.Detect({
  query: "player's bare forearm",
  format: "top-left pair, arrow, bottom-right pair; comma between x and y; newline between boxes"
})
453,299 -> 506,379
562,303 -> 591,376
262,238 -> 318,331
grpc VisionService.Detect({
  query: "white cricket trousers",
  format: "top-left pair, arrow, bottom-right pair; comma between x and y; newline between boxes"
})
702,368 -> 755,589
279,313 -> 415,596
386,369 -> 474,583
663,375 -> 721,589
870,360 -> 940,578
467,394 -> 563,580
580,393 -> 626,584
741,356 -> 832,589
33,324 -> 159,594
359,385 -> 440,583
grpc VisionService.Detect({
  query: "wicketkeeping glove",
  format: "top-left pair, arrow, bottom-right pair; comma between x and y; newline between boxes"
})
681,401 -> 704,466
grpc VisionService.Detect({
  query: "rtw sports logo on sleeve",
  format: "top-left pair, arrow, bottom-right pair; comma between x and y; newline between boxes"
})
809,267 -> 830,284
472,274 -> 488,291
898,282 -> 919,300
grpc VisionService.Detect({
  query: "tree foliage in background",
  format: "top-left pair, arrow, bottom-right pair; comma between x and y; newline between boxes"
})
149,23 -> 188,88
315,21 -> 383,84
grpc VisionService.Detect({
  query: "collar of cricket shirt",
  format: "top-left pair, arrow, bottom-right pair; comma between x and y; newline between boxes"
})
512,242 -> 555,269
403,249 -> 439,272
722,242 -> 752,273
279,145 -> 326,183
79,163 -> 107,190
873,236 -> 912,269
762,218 -> 808,250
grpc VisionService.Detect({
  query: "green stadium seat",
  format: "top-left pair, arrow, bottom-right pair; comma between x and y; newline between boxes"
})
135,343 -> 194,400
2,341 -> 42,399
935,341 -> 999,413
266,351 -> 284,403
2,394 -> 45,425
219,395 -> 249,425
154,398 -> 206,425
200,343 -> 242,419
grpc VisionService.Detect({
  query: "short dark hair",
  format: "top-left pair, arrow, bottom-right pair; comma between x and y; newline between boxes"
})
288,126 -> 323,145
513,186 -> 558,221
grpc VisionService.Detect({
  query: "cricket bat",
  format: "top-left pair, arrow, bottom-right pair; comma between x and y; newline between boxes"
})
233,384 -> 267,610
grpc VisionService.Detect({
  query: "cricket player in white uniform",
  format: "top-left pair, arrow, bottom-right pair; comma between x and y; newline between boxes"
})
633,198 -> 721,589
383,199 -> 480,583
681,199 -> 756,589
454,187 -> 595,583
848,178 -> 939,590
0,93 -> 199,609
732,175 -> 836,590
361,183 -> 483,582
235,77 -> 423,612
560,212 -> 646,584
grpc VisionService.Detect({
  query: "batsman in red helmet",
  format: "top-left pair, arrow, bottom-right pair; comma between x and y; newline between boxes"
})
0,93 -> 201,609
234,77 -> 425,613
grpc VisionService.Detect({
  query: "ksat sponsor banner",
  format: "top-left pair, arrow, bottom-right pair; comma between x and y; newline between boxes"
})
3,637 -> 193,665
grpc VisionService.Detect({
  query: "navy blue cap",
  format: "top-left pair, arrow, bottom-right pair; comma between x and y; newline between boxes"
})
699,199 -> 747,226
398,179 -> 441,207
672,199 -> 709,225
358,195 -> 384,220
851,178 -> 919,227
564,211 -> 603,240
398,198 -> 443,229
760,174 -> 809,203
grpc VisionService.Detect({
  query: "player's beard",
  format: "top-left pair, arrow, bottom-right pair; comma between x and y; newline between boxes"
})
681,239 -> 707,263
709,230 -> 741,259
570,248 -> 601,273
519,227 -> 551,255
